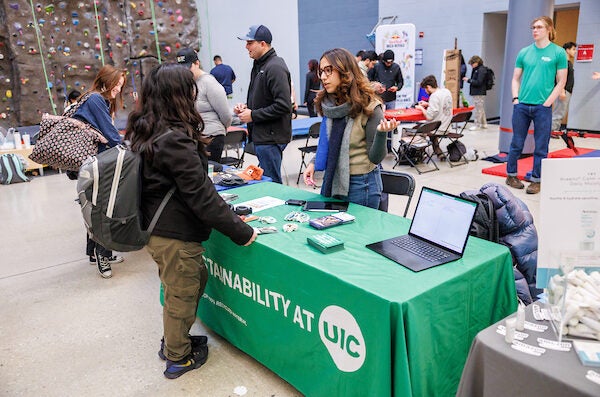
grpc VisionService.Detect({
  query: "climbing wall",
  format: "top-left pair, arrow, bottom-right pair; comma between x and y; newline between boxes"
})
0,0 -> 198,128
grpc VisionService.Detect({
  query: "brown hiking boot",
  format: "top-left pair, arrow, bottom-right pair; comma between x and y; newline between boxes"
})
506,176 -> 524,189
526,182 -> 541,194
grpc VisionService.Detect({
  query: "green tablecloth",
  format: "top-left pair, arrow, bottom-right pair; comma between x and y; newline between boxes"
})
194,183 -> 517,396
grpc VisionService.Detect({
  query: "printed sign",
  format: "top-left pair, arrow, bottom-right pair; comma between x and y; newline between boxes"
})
537,158 -> 600,287
576,44 -> 594,62
375,24 -> 416,108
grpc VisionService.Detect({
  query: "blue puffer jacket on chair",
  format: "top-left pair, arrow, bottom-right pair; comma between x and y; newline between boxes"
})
479,183 -> 541,304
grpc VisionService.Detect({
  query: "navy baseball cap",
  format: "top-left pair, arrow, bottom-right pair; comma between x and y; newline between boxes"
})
237,25 -> 272,44
176,48 -> 198,67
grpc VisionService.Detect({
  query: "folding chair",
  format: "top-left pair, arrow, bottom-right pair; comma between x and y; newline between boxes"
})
437,111 -> 472,167
220,129 -> 247,168
393,120 -> 441,174
378,170 -> 416,217
296,121 -> 320,184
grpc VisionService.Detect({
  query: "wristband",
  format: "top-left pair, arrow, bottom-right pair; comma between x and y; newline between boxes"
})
512,97 -> 518,101
234,205 -> 252,216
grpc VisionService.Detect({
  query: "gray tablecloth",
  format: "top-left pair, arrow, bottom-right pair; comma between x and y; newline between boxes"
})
456,304 -> 599,397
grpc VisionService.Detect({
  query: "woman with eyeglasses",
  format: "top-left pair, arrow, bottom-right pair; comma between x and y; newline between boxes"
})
303,48 -> 398,209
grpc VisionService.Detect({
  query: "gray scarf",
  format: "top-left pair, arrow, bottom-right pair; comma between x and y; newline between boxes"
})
320,97 -> 354,197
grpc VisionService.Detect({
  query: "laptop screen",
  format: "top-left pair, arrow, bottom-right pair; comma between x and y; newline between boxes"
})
409,187 -> 478,254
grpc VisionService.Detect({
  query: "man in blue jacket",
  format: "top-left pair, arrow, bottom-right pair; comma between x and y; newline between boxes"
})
235,24 -> 292,184
210,55 -> 236,96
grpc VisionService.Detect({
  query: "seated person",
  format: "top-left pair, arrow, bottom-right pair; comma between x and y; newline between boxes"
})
414,75 -> 452,160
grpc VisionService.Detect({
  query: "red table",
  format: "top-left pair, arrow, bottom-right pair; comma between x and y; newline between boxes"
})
385,106 -> 474,122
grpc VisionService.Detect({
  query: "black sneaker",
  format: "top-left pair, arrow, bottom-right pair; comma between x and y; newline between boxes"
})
89,255 -> 124,264
158,335 -> 208,361
164,344 -> 208,379
95,255 -> 112,278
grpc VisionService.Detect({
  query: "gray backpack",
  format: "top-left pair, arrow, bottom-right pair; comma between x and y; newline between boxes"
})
77,144 -> 174,252
0,153 -> 30,184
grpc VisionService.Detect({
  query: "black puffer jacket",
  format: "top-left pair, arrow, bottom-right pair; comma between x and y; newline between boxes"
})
480,183 -> 540,304
247,48 -> 292,145
140,128 -> 253,246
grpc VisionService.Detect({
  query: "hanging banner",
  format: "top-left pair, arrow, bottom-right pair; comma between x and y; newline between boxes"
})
375,24 -> 416,108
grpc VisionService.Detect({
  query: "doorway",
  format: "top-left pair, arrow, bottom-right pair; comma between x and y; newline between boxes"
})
482,12 -> 507,121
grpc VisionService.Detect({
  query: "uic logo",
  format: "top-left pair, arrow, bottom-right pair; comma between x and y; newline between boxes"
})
318,305 -> 366,372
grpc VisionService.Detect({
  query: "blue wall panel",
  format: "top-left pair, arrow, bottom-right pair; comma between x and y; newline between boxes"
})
298,0 -> 379,99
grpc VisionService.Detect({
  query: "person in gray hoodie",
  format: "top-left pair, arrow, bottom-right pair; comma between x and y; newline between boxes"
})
177,48 -> 232,162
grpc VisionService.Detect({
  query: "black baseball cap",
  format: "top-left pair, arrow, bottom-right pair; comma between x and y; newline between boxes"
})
383,50 -> 395,62
237,25 -> 272,44
176,48 -> 199,67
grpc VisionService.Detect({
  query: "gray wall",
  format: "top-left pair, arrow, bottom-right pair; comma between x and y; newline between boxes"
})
297,0 -> 379,102
568,0 -> 600,132
377,0 -> 599,131
196,0 -> 300,107
377,1 -> 511,117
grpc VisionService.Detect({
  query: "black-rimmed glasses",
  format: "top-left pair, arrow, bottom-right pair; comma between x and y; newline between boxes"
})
319,65 -> 334,78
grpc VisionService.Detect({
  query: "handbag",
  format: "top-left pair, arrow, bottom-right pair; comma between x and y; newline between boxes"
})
29,93 -> 108,171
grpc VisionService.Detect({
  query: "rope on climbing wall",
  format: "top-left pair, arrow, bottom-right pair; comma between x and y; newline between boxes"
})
149,0 -> 162,63
93,0 -> 105,65
28,0 -> 57,114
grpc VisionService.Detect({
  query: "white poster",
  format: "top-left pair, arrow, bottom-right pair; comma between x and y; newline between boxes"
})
375,24 -> 416,108
537,158 -> 600,288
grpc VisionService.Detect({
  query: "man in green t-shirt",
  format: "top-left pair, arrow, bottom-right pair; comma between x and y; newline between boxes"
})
506,16 -> 567,195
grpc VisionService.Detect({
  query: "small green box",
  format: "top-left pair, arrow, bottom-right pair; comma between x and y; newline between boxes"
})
307,233 -> 344,253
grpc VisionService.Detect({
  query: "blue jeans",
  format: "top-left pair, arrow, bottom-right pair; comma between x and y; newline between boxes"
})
333,167 -> 382,209
254,143 -> 287,184
507,103 -> 552,183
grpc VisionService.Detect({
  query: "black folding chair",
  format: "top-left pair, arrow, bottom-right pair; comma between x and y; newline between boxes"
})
393,120 -> 441,174
437,111 -> 472,167
296,121 -> 320,184
378,170 -> 416,217
220,129 -> 247,168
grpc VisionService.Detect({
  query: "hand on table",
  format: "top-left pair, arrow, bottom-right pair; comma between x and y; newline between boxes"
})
243,229 -> 258,246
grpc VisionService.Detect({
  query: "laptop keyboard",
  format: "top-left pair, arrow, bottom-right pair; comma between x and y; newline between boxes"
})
390,235 -> 451,262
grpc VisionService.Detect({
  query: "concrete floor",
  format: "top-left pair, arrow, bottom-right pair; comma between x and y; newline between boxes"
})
1,123 -> 598,396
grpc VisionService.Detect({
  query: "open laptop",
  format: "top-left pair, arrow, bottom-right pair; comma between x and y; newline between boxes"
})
366,187 -> 478,272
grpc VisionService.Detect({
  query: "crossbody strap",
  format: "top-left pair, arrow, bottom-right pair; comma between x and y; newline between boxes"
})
64,92 -> 94,117
146,186 -> 176,234
143,129 -> 177,233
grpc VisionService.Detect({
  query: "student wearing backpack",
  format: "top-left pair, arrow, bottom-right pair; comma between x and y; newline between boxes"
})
463,55 -> 488,130
125,63 -> 257,379
73,65 -> 126,278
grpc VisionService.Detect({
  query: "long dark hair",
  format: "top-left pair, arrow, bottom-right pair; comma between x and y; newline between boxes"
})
308,59 -> 319,83
314,48 -> 377,118
125,63 -> 204,156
